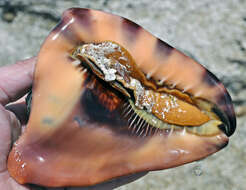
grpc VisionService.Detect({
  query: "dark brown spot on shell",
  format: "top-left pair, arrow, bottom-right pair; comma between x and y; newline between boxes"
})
122,18 -> 141,43
202,70 -> 221,87
155,39 -> 173,58
205,138 -> 228,153
218,123 -> 228,136
201,69 -> 236,136
215,92 -> 236,136
70,8 -> 92,31
214,138 -> 228,150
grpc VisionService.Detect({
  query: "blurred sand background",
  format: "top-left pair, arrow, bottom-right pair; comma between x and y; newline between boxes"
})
0,0 -> 246,189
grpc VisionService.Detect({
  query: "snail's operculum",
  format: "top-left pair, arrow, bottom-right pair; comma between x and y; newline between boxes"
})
72,41 -> 223,136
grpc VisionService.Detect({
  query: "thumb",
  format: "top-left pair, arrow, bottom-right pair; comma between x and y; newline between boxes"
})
0,105 -> 12,172
0,105 -> 22,172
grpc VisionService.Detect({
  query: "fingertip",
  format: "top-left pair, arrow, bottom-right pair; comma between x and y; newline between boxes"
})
0,57 -> 37,105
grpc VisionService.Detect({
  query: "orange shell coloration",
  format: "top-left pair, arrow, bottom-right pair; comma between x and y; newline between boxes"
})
7,8 -> 236,187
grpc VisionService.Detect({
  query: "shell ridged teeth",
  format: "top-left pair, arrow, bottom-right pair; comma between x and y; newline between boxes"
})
129,114 -> 138,129
182,84 -> 193,92
81,68 -> 87,74
170,82 -> 177,88
159,78 -> 166,85
71,60 -> 81,66
194,90 -> 202,97
146,67 -> 158,79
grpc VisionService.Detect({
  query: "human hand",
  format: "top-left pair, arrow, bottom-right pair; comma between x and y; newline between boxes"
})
0,58 -> 147,190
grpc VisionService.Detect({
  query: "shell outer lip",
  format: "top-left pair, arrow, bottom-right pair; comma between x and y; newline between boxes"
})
213,97 -> 236,137
205,70 -> 236,137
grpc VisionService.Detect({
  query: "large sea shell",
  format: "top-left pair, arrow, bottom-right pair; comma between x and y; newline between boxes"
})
7,8 -> 236,187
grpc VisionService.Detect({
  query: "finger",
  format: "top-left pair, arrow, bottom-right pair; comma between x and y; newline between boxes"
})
0,57 -> 36,106
0,171 -> 29,190
0,105 -> 12,172
7,110 -> 22,145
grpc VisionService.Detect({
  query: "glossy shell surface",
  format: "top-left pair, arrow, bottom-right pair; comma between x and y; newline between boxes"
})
7,8 -> 236,187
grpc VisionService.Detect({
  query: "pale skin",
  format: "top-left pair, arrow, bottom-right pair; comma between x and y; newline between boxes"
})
0,57 -> 146,190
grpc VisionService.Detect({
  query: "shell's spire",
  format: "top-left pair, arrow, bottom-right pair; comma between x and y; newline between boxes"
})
7,8 -> 235,187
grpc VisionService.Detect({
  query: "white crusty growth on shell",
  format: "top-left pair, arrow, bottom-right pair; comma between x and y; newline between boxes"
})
76,41 -> 180,121
79,42 -> 120,81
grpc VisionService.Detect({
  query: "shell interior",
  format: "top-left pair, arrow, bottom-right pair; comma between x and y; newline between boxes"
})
71,41 -> 224,136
